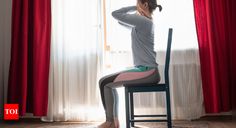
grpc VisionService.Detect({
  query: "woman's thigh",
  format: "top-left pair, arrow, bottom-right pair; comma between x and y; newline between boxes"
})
106,68 -> 161,88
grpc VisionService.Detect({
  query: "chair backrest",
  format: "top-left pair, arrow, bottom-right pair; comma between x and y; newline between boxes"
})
164,28 -> 173,84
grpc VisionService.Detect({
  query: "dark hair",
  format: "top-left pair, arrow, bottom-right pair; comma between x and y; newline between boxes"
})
139,0 -> 162,13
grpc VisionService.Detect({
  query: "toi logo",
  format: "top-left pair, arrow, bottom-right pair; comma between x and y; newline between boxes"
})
4,104 -> 19,120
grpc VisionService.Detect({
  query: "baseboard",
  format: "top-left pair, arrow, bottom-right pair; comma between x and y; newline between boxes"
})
205,111 -> 232,116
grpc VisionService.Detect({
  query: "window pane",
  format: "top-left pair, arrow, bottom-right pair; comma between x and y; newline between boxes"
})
105,0 -> 198,51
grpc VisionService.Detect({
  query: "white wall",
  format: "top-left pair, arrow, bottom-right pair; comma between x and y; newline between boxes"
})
0,0 -> 12,119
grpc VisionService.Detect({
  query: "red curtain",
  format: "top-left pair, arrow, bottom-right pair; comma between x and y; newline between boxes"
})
193,0 -> 235,113
229,1 -> 236,117
8,0 -> 51,116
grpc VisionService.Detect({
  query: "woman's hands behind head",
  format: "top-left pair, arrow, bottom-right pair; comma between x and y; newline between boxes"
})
136,4 -> 152,19
137,4 -> 145,16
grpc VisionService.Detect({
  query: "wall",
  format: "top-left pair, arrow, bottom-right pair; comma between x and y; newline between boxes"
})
0,0 -> 12,119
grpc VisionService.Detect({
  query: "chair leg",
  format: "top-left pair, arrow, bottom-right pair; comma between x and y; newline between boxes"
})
166,87 -> 172,128
130,92 -> 134,127
125,87 -> 130,128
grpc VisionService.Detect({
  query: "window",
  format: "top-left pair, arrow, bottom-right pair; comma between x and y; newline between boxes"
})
102,0 -> 198,73
103,0 -> 198,51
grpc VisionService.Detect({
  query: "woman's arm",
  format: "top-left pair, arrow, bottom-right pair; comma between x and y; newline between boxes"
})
112,6 -> 145,28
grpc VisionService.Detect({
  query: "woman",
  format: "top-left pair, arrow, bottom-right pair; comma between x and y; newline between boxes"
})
98,0 -> 162,128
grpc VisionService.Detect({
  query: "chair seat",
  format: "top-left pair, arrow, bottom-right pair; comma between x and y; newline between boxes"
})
124,83 -> 167,92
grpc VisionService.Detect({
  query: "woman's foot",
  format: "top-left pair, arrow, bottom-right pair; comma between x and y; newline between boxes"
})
97,121 -> 113,128
114,118 -> 120,128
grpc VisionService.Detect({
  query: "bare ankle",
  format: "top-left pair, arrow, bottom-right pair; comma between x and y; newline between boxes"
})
114,118 -> 120,128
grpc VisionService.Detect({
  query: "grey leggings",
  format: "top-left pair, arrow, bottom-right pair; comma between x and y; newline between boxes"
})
99,68 -> 160,121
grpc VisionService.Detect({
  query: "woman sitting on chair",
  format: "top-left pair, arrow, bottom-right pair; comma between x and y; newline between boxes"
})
98,0 -> 162,128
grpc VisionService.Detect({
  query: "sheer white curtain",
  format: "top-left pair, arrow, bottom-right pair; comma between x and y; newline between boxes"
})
104,0 -> 205,120
42,0 -> 104,122
42,0 -> 204,122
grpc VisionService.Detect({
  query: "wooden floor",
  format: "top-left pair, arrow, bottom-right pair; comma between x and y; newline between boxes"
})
193,115 -> 235,128
0,115 -> 235,128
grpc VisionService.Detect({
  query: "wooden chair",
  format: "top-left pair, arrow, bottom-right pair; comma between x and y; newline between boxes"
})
124,28 -> 173,128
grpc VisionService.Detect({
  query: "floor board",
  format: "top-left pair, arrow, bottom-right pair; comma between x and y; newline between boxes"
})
0,115 -> 235,128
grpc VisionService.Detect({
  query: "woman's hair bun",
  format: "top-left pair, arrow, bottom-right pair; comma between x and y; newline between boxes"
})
140,0 -> 162,13
156,4 -> 162,12
149,2 -> 162,12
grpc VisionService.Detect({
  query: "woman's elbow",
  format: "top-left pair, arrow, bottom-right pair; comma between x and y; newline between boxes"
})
111,11 -> 117,18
